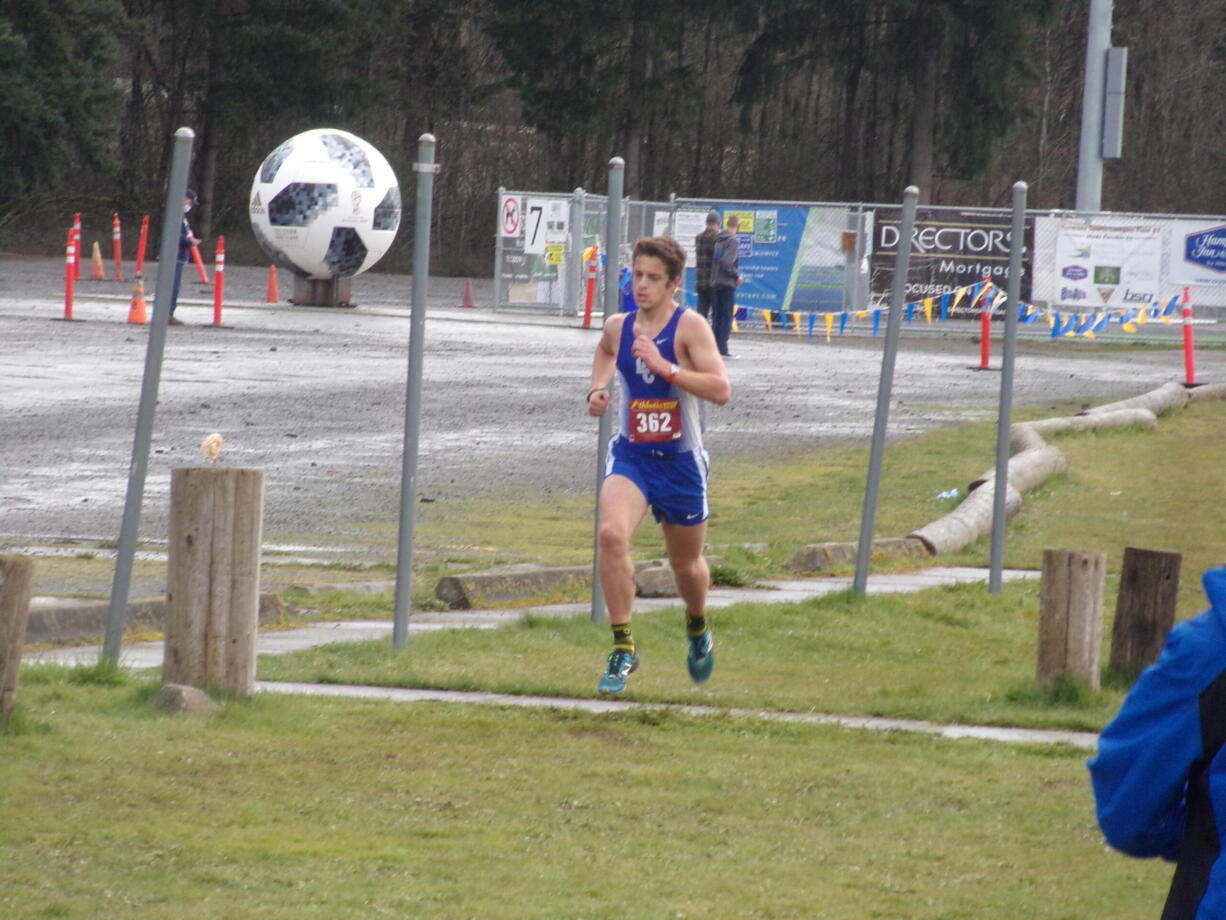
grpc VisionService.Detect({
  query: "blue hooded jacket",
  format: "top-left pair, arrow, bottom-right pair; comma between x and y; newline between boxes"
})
1089,566 -> 1226,919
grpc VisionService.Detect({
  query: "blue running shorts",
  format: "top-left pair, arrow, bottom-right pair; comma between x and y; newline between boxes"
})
606,437 -> 710,526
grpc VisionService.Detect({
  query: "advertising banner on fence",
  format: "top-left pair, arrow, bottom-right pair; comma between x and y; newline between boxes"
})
1168,220 -> 1226,286
1053,221 -> 1161,309
679,203 -> 849,314
871,208 -> 1034,304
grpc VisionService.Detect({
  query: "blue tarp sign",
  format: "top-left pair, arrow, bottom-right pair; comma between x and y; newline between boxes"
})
681,203 -> 848,315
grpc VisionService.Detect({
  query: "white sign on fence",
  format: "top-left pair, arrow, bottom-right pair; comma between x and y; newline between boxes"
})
523,197 -> 549,254
1054,221 -> 1161,309
673,209 -> 709,262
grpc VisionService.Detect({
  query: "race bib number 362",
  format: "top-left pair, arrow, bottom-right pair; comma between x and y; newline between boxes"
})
629,398 -> 682,443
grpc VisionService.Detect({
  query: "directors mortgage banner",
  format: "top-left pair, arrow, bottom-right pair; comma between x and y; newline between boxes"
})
871,207 -> 1034,304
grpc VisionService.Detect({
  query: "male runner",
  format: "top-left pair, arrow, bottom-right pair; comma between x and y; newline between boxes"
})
586,236 -> 732,695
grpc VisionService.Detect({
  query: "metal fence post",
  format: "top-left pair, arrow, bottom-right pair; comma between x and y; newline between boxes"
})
102,126 -> 195,669
853,186 -> 919,596
566,188 -> 585,317
493,186 -> 505,313
392,133 -> 438,649
989,181 -> 1028,594
591,157 -> 625,622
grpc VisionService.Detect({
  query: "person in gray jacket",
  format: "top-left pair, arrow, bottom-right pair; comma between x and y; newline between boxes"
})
709,214 -> 741,357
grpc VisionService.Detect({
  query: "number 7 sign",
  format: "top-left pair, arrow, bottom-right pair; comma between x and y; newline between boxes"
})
523,198 -> 547,254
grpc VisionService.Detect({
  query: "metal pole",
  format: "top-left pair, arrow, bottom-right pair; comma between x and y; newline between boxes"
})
989,182 -> 1028,594
1076,0 -> 1113,211
392,133 -> 437,648
856,209 -> 870,312
853,186 -> 919,596
590,157 -> 625,622
566,188 -> 585,317
493,187 -> 505,313
102,126 -> 195,668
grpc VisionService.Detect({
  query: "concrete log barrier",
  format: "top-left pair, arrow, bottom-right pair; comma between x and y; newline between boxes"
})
1009,423 -> 1047,454
791,538 -> 930,575
1085,380 -> 1189,417
908,484 -> 1021,556
1188,382 -> 1226,403
1025,408 -> 1157,437
968,444 -> 1068,495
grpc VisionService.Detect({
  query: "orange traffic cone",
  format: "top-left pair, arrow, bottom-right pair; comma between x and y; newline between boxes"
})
459,278 -> 477,308
89,241 -> 106,281
127,278 -> 148,325
266,265 -> 279,303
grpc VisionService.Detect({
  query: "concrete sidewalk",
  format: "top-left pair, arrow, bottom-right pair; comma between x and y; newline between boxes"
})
19,566 -> 1099,751
24,566 -> 1037,669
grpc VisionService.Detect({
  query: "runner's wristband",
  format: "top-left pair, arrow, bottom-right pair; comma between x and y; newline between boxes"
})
585,387 -> 606,403
663,363 -> 678,383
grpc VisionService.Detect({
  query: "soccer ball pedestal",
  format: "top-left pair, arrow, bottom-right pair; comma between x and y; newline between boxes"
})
292,275 -> 352,308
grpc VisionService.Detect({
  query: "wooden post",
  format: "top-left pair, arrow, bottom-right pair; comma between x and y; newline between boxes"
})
164,468 -> 264,697
0,555 -> 35,729
1109,547 -> 1181,683
1038,549 -> 1106,691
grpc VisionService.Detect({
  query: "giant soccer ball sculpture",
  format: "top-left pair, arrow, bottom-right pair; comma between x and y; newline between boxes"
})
248,129 -> 400,286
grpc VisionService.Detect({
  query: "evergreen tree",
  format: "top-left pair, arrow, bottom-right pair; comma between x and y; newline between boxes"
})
0,0 -> 125,222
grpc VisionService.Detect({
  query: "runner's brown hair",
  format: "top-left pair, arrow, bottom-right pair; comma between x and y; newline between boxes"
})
632,236 -> 686,282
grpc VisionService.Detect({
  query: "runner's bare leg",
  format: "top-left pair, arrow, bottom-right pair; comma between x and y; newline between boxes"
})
597,475 -> 649,624
662,520 -> 709,617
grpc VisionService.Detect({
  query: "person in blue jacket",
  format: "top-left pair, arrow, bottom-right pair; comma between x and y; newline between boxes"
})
1089,565 -> 1226,919
167,188 -> 200,325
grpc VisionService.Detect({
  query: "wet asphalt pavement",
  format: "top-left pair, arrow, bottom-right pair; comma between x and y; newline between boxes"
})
1,253 -> 1217,597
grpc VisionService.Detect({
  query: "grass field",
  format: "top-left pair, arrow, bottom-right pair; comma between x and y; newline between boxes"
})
261,580 -> 1128,732
9,382 -> 1219,917
2,670 -> 1169,920
407,393 -> 1226,622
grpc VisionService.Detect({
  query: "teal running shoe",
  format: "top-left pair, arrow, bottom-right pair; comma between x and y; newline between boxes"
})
687,631 -> 715,683
597,648 -> 640,695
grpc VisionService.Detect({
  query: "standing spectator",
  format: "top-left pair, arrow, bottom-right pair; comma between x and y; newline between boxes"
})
709,213 -> 742,358
693,210 -> 720,321
1089,564 -> 1226,919
167,189 -> 200,326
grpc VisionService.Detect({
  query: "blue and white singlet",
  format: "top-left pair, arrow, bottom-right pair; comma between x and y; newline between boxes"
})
613,307 -> 704,458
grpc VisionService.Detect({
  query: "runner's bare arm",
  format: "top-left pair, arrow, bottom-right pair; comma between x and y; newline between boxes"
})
587,314 -> 625,417
632,311 -> 731,405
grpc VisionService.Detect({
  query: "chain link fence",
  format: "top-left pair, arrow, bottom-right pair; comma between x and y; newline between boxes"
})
494,188 -> 1226,332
